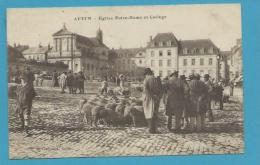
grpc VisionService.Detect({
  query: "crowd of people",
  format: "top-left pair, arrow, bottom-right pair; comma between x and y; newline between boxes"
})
142,68 -> 232,134
52,70 -> 86,94
12,64 -> 234,136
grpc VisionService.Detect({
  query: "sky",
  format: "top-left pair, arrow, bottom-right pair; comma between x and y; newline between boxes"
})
7,4 -> 241,51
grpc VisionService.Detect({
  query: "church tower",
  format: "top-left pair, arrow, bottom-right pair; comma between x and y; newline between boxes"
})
96,27 -> 103,44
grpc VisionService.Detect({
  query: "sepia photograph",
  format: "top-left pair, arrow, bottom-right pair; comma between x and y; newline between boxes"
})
7,4 -> 243,159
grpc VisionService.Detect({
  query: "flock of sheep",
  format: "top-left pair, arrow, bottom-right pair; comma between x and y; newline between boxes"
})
78,93 -> 146,128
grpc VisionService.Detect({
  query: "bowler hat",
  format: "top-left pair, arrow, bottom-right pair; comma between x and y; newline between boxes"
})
204,74 -> 210,78
144,68 -> 153,75
180,75 -> 186,80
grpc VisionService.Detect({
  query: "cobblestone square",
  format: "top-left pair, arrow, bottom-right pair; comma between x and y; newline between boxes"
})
8,87 -> 244,159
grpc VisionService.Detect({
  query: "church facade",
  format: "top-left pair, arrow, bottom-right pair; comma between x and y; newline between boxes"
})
47,24 -> 110,78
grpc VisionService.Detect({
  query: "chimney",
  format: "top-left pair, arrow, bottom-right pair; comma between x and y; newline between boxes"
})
150,36 -> 153,42
39,43 -> 42,48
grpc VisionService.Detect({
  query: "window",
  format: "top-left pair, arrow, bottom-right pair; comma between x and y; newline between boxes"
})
204,48 -> 208,54
195,48 -> 200,54
139,60 -> 142,64
183,70 -> 186,75
187,49 -> 191,54
208,70 -> 212,75
167,50 -> 171,56
159,50 -> 163,56
167,59 -> 171,66
159,42 -> 163,47
154,42 -> 158,46
183,59 -> 187,66
167,41 -> 171,46
200,70 -> 204,75
139,53 -> 142,56
200,58 -> 204,65
159,70 -> 163,77
209,58 -> 213,65
163,42 -> 166,46
151,51 -> 154,57
151,60 -> 154,67
191,59 -> 195,65
159,60 -> 163,67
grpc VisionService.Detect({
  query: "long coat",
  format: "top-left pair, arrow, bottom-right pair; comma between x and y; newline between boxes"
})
142,75 -> 162,119
189,79 -> 208,116
58,73 -> 67,89
52,72 -> 59,87
165,77 -> 185,116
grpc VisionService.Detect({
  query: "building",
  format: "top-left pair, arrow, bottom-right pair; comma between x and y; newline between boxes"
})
47,24 -> 110,78
114,48 -> 146,80
145,33 -> 179,77
22,44 -> 51,62
229,39 -> 242,80
145,32 -> 220,80
220,51 -> 232,80
178,39 -> 220,80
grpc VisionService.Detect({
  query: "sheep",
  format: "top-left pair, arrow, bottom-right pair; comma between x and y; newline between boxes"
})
105,103 -> 117,111
124,104 -> 146,127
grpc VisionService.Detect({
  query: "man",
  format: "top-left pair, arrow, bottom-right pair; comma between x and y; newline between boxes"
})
16,66 -> 36,136
189,73 -> 208,132
204,74 -> 214,122
101,76 -> 108,95
78,71 -> 86,94
66,71 -> 74,94
180,75 -> 190,130
52,70 -> 59,87
143,68 -> 162,134
165,71 -> 185,132
58,72 -> 67,93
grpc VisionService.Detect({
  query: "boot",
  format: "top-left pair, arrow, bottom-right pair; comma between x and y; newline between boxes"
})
147,119 -> 155,134
167,116 -> 172,131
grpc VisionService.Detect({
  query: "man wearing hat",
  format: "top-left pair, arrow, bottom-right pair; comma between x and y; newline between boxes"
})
189,73 -> 208,132
165,71 -> 185,132
142,68 -> 162,134
204,74 -> 214,122
16,66 -> 36,136
180,75 -> 190,130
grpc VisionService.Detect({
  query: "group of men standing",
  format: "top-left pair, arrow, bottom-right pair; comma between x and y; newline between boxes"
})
143,67 -> 223,134
52,70 -> 86,94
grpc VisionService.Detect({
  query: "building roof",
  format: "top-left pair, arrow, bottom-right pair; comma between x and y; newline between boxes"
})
75,34 -> 108,48
53,24 -> 73,36
147,32 -> 179,48
179,39 -> 218,50
22,46 -> 50,55
114,48 -> 146,58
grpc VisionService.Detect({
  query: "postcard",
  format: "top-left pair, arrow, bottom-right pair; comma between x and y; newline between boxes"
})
7,4 -> 243,159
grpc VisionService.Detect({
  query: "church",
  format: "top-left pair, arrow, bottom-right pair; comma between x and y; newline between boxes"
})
47,24 -> 110,78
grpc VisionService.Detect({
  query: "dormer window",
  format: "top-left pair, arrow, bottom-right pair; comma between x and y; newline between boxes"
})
162,42 -> 166,46
187,49 -> 191,54
195,48 -> 200,54
204,48 -> 208,54
167,41 -> 171,46
154,42 -> 158,46
159,42 -> 163,47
